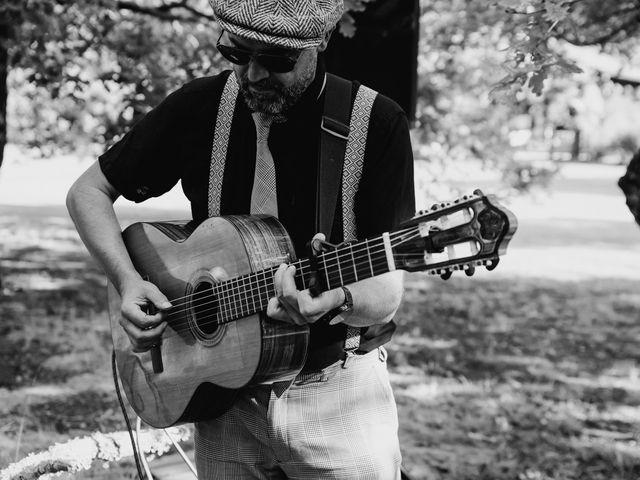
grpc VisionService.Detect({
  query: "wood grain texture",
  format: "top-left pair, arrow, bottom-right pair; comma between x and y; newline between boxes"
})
109,216 -> 307,427
226,215 -> 309,385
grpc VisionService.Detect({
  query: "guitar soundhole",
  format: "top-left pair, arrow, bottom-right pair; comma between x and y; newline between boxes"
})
193,281 -> 219,335
186,271 -> 226,346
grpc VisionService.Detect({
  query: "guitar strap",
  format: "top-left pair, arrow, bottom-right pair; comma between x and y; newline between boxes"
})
317,73 -> 351,241
320,74 -> 378,361
207,71 -> 379,363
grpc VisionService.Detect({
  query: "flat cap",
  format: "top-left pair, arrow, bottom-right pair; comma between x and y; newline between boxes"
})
210,0 -> 344,50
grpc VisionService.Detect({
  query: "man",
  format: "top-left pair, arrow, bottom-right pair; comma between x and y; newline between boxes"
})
620,149 -> 640,226
67,0 -> 415,478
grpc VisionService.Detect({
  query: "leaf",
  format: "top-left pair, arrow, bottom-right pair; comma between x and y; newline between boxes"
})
555,56 -> 583,75
338,13 -> 357,38
343,0 -> 376,14
527,69 -> 547,95
489,75 -> 525,104
543,0 -> 570,24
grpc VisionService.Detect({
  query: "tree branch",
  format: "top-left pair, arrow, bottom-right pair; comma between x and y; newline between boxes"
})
116,0 -> 214,22
561,10 -> 640,46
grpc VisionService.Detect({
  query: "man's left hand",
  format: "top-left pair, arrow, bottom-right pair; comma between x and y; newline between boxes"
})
266,263 -> 345,325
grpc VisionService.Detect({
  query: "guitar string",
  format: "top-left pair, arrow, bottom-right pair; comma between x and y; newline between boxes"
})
160,228 -> 420,315
159,247 -> 395,332
160,248 -> 469,335
149,226 -> 419,310
156,229 -> 422,326
148,231 -> 423,336
152,254 -> 395,340
143,247 -> 458,342
144,231 -> 422,338
172,251 -> 394,326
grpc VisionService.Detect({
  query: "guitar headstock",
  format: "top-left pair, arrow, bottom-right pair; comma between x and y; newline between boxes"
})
393,189 -> 517,279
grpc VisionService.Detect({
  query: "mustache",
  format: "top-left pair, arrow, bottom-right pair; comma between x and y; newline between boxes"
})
240,75 -> 285,94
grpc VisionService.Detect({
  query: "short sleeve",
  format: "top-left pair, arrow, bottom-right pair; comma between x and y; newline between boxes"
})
99,74 -> 228,203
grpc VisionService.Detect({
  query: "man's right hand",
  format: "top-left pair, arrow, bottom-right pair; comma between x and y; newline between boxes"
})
118,278 -> 172,353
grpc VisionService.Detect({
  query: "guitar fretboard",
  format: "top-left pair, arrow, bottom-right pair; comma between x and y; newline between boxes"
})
211,235 -> 395,324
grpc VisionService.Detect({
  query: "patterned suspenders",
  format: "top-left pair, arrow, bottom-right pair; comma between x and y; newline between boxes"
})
207,72 -> 378,361
207,73 -> 239,218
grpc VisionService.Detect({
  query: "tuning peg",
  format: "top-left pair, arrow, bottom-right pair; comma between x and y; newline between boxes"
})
465,265 -> 476,276
486,258 -> 500,271
440,269 -> 453,280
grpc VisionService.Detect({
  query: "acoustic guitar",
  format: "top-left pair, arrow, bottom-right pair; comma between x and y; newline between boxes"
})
108,189 -> 517,427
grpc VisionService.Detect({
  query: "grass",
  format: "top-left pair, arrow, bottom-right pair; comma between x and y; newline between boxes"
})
1,207 -> 639,479
393,275 -> 640,480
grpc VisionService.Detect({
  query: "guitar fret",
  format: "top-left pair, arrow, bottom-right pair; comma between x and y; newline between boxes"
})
239,275 -> 249,317
237,277 -> 243,318
230,278 -> 238,319
258,269 -> 266,311
220,281 -> 228,323
229,279 -> 237,320
264,267 -> 275,308
246,275 -> 256,315
251,273 -> 258,314
349,243 -> 358,282
244,274 -> 252,316
322,254 -> 331,289
365,238 -> 374,276
298,260 -> 307,290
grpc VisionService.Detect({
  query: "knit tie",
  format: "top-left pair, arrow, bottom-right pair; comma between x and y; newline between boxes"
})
250,112 -> 278,216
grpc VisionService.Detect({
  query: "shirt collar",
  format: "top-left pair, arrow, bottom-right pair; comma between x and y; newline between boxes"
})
281,55 -> 327,121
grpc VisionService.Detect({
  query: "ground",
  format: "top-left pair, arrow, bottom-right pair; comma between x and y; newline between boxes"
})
0,151 -> 639,479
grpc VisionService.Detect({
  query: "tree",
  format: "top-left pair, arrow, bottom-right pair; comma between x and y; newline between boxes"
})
1,0 -> 219,168
3,0 -> 640,171
1,0 -> 392,169
491,0 -> 640,100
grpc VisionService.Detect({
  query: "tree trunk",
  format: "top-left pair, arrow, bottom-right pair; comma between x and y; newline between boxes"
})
0,22 -> 8,170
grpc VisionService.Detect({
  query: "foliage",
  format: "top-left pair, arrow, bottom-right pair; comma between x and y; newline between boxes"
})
490,0 -> 640,102
338,0 -> 377,37
3,0 -> 640,166
4,0 -> 220,153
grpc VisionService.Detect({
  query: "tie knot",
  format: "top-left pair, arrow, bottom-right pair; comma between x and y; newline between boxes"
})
252,112 -> 273,143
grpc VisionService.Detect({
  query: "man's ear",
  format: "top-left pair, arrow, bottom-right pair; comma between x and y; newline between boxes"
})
317,27 -> 334,53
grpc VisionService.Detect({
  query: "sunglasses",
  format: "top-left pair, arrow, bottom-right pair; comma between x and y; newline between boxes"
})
216,33 -> 300,73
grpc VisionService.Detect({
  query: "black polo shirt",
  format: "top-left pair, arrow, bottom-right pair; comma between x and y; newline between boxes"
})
100,60 -> 415,356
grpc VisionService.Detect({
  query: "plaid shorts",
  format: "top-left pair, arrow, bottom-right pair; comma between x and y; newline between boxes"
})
194,347 -> 401,479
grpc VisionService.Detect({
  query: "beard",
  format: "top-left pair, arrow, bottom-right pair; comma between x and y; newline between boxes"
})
237,60 -> 316,116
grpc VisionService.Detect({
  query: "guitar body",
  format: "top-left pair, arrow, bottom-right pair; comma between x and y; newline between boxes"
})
108,215 -> 309,428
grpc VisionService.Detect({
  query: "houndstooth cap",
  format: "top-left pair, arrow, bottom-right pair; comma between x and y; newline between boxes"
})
210,0 -> 344,50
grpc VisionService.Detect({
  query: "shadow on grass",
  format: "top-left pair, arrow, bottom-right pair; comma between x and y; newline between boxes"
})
1,212 -> 640,479
393,275 -> 640,480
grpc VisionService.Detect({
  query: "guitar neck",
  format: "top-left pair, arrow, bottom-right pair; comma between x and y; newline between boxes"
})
214,234 -> 396,323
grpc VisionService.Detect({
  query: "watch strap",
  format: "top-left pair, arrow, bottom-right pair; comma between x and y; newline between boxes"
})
338,286 -> 353,313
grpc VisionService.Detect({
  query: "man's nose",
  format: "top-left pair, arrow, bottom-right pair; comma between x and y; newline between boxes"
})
247,58 -> 269,83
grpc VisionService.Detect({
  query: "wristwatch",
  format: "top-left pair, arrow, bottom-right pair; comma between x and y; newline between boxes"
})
337,286 -> 353,314
319,286 -> 354,324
